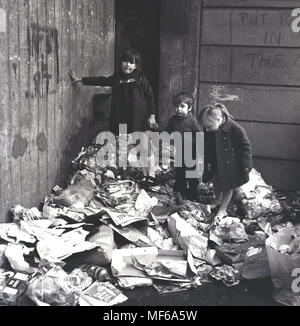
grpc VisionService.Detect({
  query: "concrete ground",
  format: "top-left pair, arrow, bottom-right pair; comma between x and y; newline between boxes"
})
121,278 -> 281,306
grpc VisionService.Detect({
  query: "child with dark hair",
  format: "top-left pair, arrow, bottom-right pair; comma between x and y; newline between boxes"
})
168,92 -> 201,204
198,103 -> 253,221
69,48 -> 157,135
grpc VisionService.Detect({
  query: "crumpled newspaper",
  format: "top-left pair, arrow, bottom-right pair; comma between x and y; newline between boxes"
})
168,213 -> 208,260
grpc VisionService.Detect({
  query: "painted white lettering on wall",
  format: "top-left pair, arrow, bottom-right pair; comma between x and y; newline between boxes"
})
210,86 -> 240,103
291,8 -> 300,32
0,8 -> 6,33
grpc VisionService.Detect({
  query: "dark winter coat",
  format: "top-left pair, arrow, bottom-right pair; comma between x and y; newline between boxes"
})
82,71 -> 156,134
167,113 -> 201,162
203,118 -> 253,191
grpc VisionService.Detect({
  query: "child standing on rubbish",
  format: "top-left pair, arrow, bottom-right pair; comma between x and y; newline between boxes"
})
69,48 -> 157,135
198,103 -> 253,221
167,92 -> 201,205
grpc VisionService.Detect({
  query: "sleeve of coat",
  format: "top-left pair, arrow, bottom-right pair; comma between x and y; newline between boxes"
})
234,123 -> 253,170
142,77 -> 156,115
166,118 -> 172,133
82,75 -> 114,86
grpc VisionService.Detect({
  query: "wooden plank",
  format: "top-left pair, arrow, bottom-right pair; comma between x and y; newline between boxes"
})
202,8 -> 300,47
0,0 -> 12,221
159,0 -> 202,128
198,83 -> 300,124
7,0 -> 22,209
239,121 -> 300,161
199,46 -> 232,83
159,0 -> 186,128
102,0 -> 115,76
203,0 -> 300,8
200,46 -> 300,86
55,0 -> 63,185
182,0 -> 202,112
59,0 -> 71,185
69,0 -> 77,158
76,0 -> 85,126
36,0 -> 48,201
46,0 -> 57,194
19,0 -> 34,207
253,158 -> 300,191
202,9 -> 231,45
26,0 -> 40,206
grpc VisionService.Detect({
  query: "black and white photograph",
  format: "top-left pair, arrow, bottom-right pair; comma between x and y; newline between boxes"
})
0,0 -> 300,310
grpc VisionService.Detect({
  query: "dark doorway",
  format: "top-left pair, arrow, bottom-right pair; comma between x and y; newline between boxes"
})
115,0 -> 161,112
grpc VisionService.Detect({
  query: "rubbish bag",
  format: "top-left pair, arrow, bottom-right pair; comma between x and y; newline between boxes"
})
266,226 -> 300,290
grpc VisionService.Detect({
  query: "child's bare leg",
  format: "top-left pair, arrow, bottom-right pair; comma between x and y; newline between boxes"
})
211,190 -> 222,208
217,189 -> 233,215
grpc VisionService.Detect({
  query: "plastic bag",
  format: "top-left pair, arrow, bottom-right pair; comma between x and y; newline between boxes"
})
235,169 -> 282,219
26,266 -> 80,306
266,226 -> 300,290
53,183 -> 95,208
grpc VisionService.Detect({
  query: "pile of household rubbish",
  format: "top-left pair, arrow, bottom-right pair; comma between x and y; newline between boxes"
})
0,133 -> 300,306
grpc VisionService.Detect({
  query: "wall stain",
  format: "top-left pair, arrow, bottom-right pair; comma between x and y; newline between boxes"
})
12,62 -> 18,79
12,134 -> 28,158
37,133 -> 48,152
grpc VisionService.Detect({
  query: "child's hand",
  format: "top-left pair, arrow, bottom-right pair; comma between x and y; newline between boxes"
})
243,167 -> 250,175
207,163 -> 212,173
148,115 -> 158,130
69,69 -> 81,85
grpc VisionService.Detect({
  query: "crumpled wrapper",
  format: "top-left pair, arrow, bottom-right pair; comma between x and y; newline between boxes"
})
210,217 -> 249,245
210,265 -> 240,287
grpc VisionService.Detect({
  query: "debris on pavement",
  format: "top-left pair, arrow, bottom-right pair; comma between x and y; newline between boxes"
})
0,132 -> 299,306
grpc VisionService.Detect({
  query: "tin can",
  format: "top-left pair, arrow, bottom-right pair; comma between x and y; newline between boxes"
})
81,264 -> 109,282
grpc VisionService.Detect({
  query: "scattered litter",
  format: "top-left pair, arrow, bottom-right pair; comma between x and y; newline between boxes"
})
0,131 -> 298,306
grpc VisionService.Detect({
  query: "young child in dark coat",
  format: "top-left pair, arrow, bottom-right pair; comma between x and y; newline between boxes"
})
198,103 -> 253,220
168,93 -> 201,204
69,49 -> 157,135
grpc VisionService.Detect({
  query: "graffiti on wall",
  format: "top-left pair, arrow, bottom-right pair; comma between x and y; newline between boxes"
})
27,22 -> 59,98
